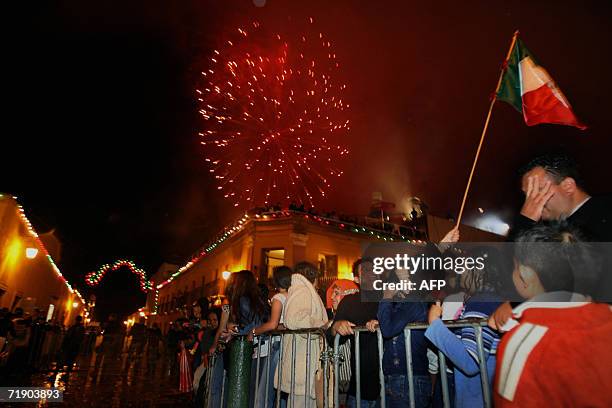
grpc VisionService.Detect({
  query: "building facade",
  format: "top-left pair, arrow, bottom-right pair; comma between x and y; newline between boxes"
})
146,209 -> 502,331
0,195 -> 85,326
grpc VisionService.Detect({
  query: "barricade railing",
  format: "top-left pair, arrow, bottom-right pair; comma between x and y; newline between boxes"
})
27,324 -> 65,370
332,318 -> 491,408
201,319 -> 490,408
202,328 -> 330,408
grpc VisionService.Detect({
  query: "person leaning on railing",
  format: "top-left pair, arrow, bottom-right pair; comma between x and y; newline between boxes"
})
425,243 -> 506,408
276,262 -> 329,408
327,258 -> 381,407
220,270 -> 270,406
249,265 -> 291,407
377,268 -> 431,408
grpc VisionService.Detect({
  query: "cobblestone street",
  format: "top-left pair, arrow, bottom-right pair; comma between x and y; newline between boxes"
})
21,345 -> 193,408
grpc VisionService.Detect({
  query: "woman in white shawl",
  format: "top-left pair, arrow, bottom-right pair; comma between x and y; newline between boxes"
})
276,262 -> 329,407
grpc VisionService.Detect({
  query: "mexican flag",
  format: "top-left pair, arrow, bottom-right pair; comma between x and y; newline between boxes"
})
496,38 -> 586,130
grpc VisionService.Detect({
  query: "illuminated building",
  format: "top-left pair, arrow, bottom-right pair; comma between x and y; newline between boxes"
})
147,209 -> 500,331
0,195 -> 84,324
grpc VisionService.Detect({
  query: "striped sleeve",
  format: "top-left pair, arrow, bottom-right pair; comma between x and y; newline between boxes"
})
460,309 -> 501,361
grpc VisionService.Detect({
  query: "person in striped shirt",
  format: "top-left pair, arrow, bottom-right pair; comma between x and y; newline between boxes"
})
425,246 -> 509,408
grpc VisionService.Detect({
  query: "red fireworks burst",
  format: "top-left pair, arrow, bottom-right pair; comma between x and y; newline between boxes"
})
196,18 -> 350,208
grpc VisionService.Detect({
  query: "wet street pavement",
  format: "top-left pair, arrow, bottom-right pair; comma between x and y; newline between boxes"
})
11,340 -> 194,407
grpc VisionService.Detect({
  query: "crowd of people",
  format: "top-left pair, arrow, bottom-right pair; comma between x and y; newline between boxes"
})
0,307 -> 96,386
176,152 -> 611,407
1,152 -> 610,408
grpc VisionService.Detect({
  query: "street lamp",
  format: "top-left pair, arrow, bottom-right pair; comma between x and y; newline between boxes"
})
222,270 -> 231,280
25,247 -> 38,259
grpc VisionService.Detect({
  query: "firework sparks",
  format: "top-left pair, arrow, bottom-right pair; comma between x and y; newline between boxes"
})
196,18 -> 350,208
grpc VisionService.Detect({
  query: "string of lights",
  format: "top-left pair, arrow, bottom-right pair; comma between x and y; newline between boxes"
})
85,259 -> 153,293
155,210 -> 421,290
11,196 -> 85,305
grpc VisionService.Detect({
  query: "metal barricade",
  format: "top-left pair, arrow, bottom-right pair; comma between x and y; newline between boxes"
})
331,318 -> 491,408
255,328 -> 329,408
200,319 -> 491,408
202,328 -> 330,408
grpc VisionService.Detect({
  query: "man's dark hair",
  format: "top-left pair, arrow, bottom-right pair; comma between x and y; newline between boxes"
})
519,153 -> 585,189
514,222 -> 589,292
351,258 -> 373,279
273,265 -> 293,290
294,261 -> 319,284
207,308 -> 221,322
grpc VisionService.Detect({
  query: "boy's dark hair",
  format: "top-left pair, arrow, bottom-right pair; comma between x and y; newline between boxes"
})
294,261 -> 319,284
514,222 -> 586,292
519,152 -> 585,189
273,265 -> 293,290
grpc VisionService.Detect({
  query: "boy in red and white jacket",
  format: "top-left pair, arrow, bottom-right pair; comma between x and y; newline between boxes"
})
493,223 -> 612,407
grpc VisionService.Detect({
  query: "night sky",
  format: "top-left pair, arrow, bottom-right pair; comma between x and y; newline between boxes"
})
4,0 -> 612,319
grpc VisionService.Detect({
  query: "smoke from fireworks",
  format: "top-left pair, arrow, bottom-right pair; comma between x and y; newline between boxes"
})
196,18 -> 350,208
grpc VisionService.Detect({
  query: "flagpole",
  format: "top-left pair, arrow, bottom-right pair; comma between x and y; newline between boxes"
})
455,30 -> 520,229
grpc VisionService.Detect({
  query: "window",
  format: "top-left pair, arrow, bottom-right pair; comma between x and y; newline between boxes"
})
262,248 -> 285,281
318,254 -> 338,277
46,304 -> 55,322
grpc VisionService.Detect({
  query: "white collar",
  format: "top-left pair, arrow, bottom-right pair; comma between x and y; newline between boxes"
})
567,196 -> 591,218
512,291 -> 589,318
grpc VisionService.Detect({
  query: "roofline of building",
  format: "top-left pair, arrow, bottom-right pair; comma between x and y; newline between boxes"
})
1,194 -> 85,306
154,209 -> 424,291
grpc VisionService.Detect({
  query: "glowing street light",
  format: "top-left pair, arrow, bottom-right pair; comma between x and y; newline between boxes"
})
25,247 -> 38,259
72,302 -> 79,308
222,270 -> 231,280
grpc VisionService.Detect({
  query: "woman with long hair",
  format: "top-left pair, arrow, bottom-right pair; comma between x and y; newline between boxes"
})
220,270 -> 270,407
251,265 -> 292,407
224,270 -> 269,332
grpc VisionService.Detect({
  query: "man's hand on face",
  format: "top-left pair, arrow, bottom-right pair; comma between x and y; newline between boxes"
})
520,176 -> 555,221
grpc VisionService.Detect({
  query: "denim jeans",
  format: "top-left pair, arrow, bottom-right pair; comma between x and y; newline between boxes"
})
432,372 -> 455,408
250,340 -> 282,408
265,341 -> 281,408
346,394 -> 380,407
384,374 -> 432,408
250,355 -> 269,407
210,355 -> 228,407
